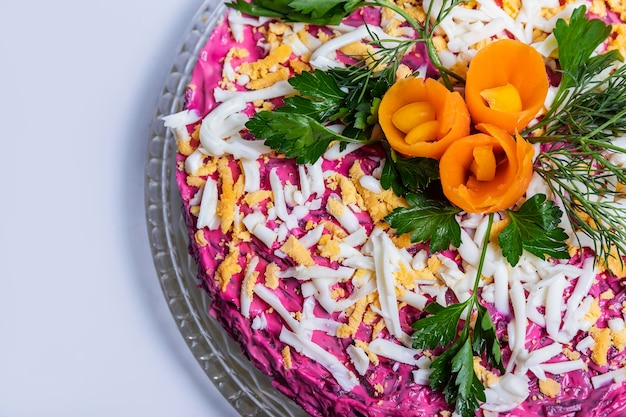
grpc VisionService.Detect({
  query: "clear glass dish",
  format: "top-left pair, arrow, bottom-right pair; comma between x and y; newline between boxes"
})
144,1 -> 307,415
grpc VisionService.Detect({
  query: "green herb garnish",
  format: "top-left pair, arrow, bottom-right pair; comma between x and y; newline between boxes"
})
246,111 -> 359,164
229,0 -> 464,88
226,0 -> 362,25
499,194 -> 570,266
385,193 -> 461,253
380,144 -> 440,196
224,2 -> 625,416
525,5 -> 626,264
412,214 -> 503,417
242,0 -> 464,183
245,63 -> 396,162
280,69 -> 349,123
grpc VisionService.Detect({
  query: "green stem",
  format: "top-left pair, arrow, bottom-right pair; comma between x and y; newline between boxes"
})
473,213 -> 494,295
461,213 -> 494,335
369,0 -> 462,90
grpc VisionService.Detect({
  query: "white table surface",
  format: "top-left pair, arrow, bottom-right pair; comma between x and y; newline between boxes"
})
0,1 -> 239,416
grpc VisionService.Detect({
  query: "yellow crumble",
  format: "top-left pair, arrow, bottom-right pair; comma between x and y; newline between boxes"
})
322,220 -> 349,239
280,235 -> 315,266
282,345 -> 293,370
590,326 -> 612,366
216,242 -> 242,292
391,232 -> 413,249
563,347 -> 581,361
371,316 -> 387,338
539,378 -> 561,398
247,68 -> 291,90
349,162 -> 408,223
327,197 -> 346,217
176,138 -> 196,157
355,339 -> 379,365
186,175 -> 206,188
427,255 -> 443,275
319,238 -> 343,261
590,0 -> 607,16
502,0 -> 522,19
264,262 -> 280,290
331,287 -> 346,300
585,298 -> 601,325
337,296 -> 369,338
242,189 -> 273,208
194,230 -> 208,247
601,289 -> 615,300
489,218 -> 510,242
217,158 -> 245,234
245,266 -> 259,300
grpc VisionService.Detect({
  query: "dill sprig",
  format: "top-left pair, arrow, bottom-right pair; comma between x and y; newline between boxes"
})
529,58 -> 626,140
524,6 -> 626,264
370,0 -> 465,89
243,0 -> 468,163
418,0 -> 465,88
533,143 -> 626,260
228,0 -> 465,89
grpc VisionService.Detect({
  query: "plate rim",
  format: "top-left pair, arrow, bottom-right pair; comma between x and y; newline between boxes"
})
143,1 -> 306,416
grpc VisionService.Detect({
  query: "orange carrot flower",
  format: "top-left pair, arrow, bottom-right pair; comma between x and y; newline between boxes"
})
378,77 -> 471,159
439,123 -> 535,213
465,39 -> 549,134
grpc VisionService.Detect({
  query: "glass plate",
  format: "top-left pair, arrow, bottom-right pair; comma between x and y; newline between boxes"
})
144,1 -> 307,416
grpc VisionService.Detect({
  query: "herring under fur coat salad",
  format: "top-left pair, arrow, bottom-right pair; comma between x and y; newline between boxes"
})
162,0 -> 626,416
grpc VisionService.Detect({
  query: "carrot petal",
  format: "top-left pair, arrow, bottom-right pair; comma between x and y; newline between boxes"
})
439,123 -> 535,213
465,39 -> 549,133
379,77 -> 471,158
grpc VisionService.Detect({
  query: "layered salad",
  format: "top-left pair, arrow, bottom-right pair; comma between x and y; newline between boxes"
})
163,0 -> 626,415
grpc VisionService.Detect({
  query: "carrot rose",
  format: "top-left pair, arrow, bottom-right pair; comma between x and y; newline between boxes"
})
439,123 -> 535,213
378,77 -> 470,159
465,39 -> 549,134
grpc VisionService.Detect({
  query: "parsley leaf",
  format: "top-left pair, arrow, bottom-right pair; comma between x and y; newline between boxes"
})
498,194 -> 570,266
412,297 -> 504,416
427,338 -> 459,393
245,111 -> 350,164
281,70 -> 348,122
226,0 -> 361,25
385,193 -> 461,253
552,6 -> 620,90
427,338 -> 484,417
412,300 -> 469,350
447,339 -> 485,416
380,144 -> 440,196
288,0 -> 362,22
472,304 -> 504,372
247,60 -> 398,161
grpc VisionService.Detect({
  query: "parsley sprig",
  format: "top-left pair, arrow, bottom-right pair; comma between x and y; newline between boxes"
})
412,213 -> 503,417
498,194 -> 570,266
245,63 -> 396,164
246,111 -> 359,164
525,6 -> 626,264
389,196 -> 567,414
386,193 -> 569,266
226,0 -> 362,25
385,193 -> 461,253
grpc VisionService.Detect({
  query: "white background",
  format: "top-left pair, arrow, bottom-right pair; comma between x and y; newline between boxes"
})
0,1 -> 239,416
